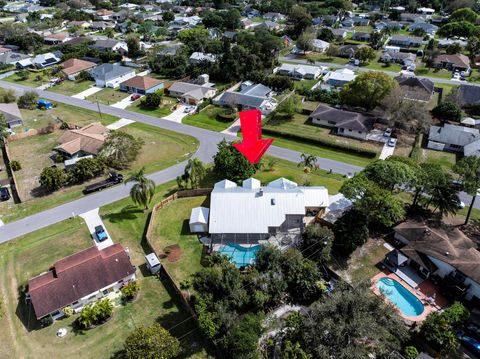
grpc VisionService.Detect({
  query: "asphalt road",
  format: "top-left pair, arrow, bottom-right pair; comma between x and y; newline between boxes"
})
0,81 -> 361,241
279,55 -> 478,87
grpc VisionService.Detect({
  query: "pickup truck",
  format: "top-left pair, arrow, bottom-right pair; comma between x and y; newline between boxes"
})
83,172 -> 124,194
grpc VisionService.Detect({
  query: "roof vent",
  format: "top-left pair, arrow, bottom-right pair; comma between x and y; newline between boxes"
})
445,251 -> 450,256
424,229 -> 431,236
271,198 -> 276,205
258,189 -> 263,197
115,258 -> 119,262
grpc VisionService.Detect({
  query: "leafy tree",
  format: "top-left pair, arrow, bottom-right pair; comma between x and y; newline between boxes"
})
278,94 -> 301,118
101,131 -> 144,169
283,341 -> 312,359
39,166 -> 67,192
297,153 -> 317,173
213,139 -> 258,183
354,46 -> 376,64
364,158 -> 417,191
449,7 -> 478,23
421,302 -> 469,354
289,6 -> 313,37
281,282 -> 409,358
143,92 -> 162,108
317,28 -> 335,42
70,157 -> 106,183
220,313 -> 264,359
162,11 -> 174,23
126,34 -> 141,58
124,323 -> 180,359
138,21 -> 155,42
438,21 -> 477,38
340,72 -> 397,111
296,30 -> 315,54
432,101 -> 462,122
177,27 -> 210,53
104,28 -> 115,38
264,75 -> 294,92
201,11 -> 224,28
223,8 -> 241,30
300,225 -> 333,264
18,91 -> 39,110
445,42 -> 463,55
333,208 -> 369,256
126,167 -> 155,210
184,158 -> 206,189
1,89 -> 16,103
454,156 -> 480,224
412,27 -> 427,37
325,43 -> 339,57
121,281 -> 140,301
77,303 -> 98,328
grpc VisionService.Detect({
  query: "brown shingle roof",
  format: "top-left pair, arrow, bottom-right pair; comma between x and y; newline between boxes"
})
55,122 -> 108,156
61,58 -> 97,76
120,75 -> 163,90
28,244 -> 135,319
433,53 -> 470,69
395,221 -> 480,283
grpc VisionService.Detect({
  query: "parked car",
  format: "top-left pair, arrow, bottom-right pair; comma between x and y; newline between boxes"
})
457,331 -> 480,356
131,93 -> 141,101
184,105 -> 195,113
384,128 -> 393,137
94,225 -> 108,242
387,138 -> 397,147
0,187 -> 10,201
458,201 -> 466,209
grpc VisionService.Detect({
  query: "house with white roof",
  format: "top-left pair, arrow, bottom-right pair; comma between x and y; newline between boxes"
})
275,63 -> 322,80
203,177 -> 329,242
323,68 -> 356,87
312,39 -> 330,53
188,52 -> 217,65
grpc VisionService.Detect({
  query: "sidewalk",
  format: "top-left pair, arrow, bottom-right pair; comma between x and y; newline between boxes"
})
111,94 -> 137,109
107,118 -> 135,130
221,118 -> 241,136
379,141 -> 395,160
163,104 -> 193,123
72,86 -> 103,99
79,208 -> 114,249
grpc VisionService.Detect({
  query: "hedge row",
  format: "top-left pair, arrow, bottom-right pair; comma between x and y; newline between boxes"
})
262,128 -> 377,159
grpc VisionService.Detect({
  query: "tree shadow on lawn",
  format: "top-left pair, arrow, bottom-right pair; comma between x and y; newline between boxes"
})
103,205 -> 143,223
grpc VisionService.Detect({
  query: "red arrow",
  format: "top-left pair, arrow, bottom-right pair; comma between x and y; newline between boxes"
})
233,109 -> 274,164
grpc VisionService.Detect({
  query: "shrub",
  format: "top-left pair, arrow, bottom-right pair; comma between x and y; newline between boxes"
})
432,101 -> 462,122
69,157 -> 106,183
1,89 -> 16,103
63,305 -> 74,318
404,346 -> 419,359
39,166 -> 67,192
142,92 -> 162,108
18,91 -> 39,110
10,160 -> 21,171
40,316 -> 54,327
121,281 -> 140,301
124,324 -> 180,359
95,299 -> 113,322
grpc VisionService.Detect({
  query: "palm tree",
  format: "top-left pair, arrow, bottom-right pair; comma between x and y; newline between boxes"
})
184,158 -> 206,189
298,153 -> 318,173
95,299 -> 114,321
430,184 -> 461,218
454,156 -> 480,225
126,167 -> 155,210
78,304 -> 98,329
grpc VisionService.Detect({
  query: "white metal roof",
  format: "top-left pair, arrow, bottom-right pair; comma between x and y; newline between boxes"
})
189,206 -> 209,225
209,178 -> 329,234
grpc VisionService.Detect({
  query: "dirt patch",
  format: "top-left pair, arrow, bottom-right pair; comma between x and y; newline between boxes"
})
164,244 -> 183,263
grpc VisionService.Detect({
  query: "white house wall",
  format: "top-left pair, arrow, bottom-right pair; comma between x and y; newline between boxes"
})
464,278 -> 480,300
105,72 -> 136,88
428,256 -> 456,277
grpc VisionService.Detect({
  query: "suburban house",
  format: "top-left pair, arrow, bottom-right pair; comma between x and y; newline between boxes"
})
438,38 -> 467,48
427,123 -> 480,157
456,84 -> 480,110
263,12 -> 285,22
188,52 -> 217,65
417,7 -> 435,16
255,21 -> 281,31
408,22 -> 438,36
275,63 -> 322,80
388,35 -> 424,47
323,68 -> 356,87
60,58 -> 97,80
90,39 -> 128,55
395,76 -> 434,102
119,75 -> 164,95
312,39 -> 330,52
331,28 -> 347,40
25,51 -> 62,69
204,177 -> 329,242
388,222 -> 480,303
90,64 -> 136,88
352,32 -> 371,42
96,9 -> 113,20
380,51 -> 416,66
433,54 -> 471,73
0,52 -> 30,66
0,103 -> 23,128
310,104 -> 374,140
400,13 -> 425,22
338,44 -> 366,58
27,244 -> 136,320
352,16 -> 370,26
55,122 -> 108,159
91,21 -> 115,31
240,18 -> 255,29
43,32 -> 71,45
213,82 -> 276,114
168,77 -> 217,105
375,20 -> 401,31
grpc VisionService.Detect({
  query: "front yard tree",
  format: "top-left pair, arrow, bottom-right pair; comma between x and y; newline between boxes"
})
364,158 -> 417,192
278,94 -> 302,118
296,30 -> 315,54
354,46 -> 376,64
340,72 -> 397,111
213,139 -> 258,183
184,158 -> 206,189
100,131 -> 144,169
39,166 -> 67,192
332,208 -> 369,256
432,101 -> 462,122
143,92 -> 162,108
18,91 -> 39,110
126,34 -> 141,58
162,11 -> 174,23
124,323 -> 180,359
454,156 -> 480,224
317,28 -> 335,42
298,153 -> 317,173
126,167 -> 155,210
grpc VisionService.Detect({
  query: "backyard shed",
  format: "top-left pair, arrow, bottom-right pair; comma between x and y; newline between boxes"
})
145,253 -> 161,274
189,207 -> 209,233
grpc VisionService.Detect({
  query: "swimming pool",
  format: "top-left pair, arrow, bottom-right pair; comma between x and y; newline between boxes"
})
376,277 -> 424,317
217,243 -> 261,267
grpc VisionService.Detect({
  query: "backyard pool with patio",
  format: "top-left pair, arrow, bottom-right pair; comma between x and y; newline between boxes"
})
377,277 -> 424,317
217,243 -> 262,267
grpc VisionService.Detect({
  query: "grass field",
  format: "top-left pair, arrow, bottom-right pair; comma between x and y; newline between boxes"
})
47,80 -> 94,96
127,96 -> 177,118
293,79 -> 318,92
87,88 -> 128,105
182,105 -> 233,132
0,185 -> 213,359
300,54 -> 349,65
424,148 -> 457,170
3,71 -> 48,88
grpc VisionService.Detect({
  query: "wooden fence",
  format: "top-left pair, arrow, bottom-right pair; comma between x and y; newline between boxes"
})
3,142 -> 22,203
7,123 -> 61,142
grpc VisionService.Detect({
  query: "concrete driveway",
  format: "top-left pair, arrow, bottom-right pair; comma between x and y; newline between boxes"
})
107,118 -> 135,130
164,104 -> 194,123
79,208 -> 113,249
111,94 -> 139,109
379,141 -> 396,160
72,86 -> 103,99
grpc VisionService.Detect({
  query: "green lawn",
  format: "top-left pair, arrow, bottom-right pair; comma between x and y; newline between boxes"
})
127,96 -> 177,118
47,80 -> 94,96
293,79 -> 319,92
0,185 -> 213,359
182,105 -> 233,132
424,148 -> 457,170
362,58 -> 402,72
3,71 -> 48,88
415,63 -> 453,79
299,54 -> 349,65
87,88 -> 128,105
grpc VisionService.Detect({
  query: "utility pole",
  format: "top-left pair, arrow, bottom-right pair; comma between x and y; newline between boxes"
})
96,97 -> 103,120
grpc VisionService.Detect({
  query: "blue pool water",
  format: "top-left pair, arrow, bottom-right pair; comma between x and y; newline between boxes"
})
217,243 -> 261,267
376,277 -> 424,317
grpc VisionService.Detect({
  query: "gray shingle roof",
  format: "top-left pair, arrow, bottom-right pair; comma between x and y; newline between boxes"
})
428,124 -> 480,147
457,84 -> 480,107
90,64 -> 134,81
310,104 -> 374,132
395,76 -> 434,101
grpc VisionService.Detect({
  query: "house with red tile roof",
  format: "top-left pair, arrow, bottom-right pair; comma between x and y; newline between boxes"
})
119,75 -> 164,95
60,58 -> 97,80
27,243 -> 136,320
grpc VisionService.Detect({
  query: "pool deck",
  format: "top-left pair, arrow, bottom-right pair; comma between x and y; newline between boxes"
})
371,270 -> 447,322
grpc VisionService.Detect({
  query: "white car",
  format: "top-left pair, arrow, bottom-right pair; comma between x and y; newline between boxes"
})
384,128 -> 393,137
387,138 -> 397,147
